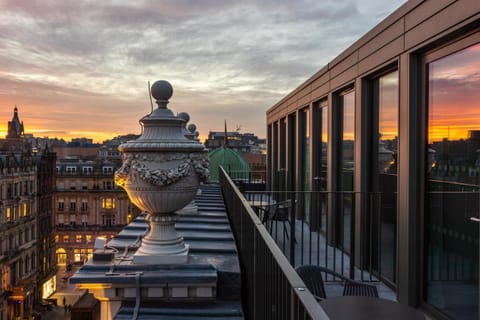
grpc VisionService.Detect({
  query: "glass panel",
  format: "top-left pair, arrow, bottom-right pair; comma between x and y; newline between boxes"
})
279,118 -> 287,191
426,43 -> 480,320
313,103 -> 328,232
373,70 -> 398,286
302,108 -> 311,220
341,91 -> 355,252
287,114 -> 297,192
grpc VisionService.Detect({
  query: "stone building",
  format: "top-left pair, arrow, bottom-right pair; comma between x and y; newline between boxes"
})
0,107 -> 56,320
53,143 -> 140,268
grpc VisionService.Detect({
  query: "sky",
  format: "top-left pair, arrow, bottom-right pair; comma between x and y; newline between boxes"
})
0,0 -> 406,143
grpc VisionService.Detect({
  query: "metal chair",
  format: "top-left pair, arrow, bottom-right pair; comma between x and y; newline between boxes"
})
295,265 -> 379,301
256,199 -> 293,240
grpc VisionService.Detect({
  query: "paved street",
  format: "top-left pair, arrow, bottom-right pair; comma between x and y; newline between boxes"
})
42,265 -> 86,320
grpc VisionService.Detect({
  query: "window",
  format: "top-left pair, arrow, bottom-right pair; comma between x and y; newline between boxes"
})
368,69 -> 399,286
102,198 -> 115,209
81,200 -> 88,211
57,182 -> 65,190
69,201 -> 76,211
69,182 -> 76,190
82,166 -> 93,174
81,214 -> 88,226
58,214 -> 64,226
55,235 -> 59,243
300,107 -> 311,221
23,203 -> 27,217
85,235 -> 92,243
82,182 -> 88,190
103,167 -> 114,174
63,235 -> 69,243
58,200 -> 64,211
313,100 -> 328,232
76,235 -> 82,243
66,166 -> 76,174
333,88 -> 355,252
425,39 -> 480,320
6,207 -> 10,222
103,181 -> 113,190
69,214 -> 76,226
102,215 -> 115,227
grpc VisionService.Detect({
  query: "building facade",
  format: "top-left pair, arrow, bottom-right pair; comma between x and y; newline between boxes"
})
0,107 -> 57,320
53,146 -> 140,268
266,1 -> 479,319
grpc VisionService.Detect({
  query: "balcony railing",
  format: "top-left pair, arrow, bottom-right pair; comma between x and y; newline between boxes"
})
219,166 -> 329,320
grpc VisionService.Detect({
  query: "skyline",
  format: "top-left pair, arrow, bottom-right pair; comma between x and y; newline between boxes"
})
0,0 -> 406,142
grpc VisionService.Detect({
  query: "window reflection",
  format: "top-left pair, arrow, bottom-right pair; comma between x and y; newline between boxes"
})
373,70 -> 398,286
426,42 -> 480,320
338,90 -> 355,253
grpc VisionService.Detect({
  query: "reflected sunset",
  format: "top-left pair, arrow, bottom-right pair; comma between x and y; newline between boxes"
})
428,43 -> 480,143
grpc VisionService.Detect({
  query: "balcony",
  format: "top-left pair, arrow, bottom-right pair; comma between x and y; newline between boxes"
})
218,167 -> 428,319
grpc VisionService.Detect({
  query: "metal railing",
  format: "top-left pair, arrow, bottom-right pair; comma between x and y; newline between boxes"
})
219,166 -> 329,320
242,189 -> 391,283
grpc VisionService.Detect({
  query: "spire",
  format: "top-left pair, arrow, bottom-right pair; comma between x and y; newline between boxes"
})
7,106 -> 25,139
224,119 -> 228,148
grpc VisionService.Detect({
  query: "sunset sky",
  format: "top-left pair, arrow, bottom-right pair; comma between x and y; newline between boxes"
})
0,0 -> 406,143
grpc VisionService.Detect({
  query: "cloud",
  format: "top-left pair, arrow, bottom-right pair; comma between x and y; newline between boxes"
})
0,0 -> 406,141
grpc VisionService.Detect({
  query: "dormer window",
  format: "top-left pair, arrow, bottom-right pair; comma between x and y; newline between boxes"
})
103,166 -> 114,174
82,166 -> 93,174
66,166 -> 77,174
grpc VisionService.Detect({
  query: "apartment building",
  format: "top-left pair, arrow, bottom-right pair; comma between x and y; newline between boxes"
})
53,144 -> 140,267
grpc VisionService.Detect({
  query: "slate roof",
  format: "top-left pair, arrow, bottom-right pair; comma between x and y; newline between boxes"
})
70,183 -> 243,319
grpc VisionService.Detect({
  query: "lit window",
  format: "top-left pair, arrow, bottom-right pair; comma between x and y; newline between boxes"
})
23,203 -> 27,216
76,235 -> 82,243
63,235 -> 69,242
55,235 -> 59,243
6,208 -> 10,222
102,198 -> 115,209
85,235 -> 92,243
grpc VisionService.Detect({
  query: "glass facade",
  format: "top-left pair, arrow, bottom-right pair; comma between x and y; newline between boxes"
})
264,4 -> 479,320
426,43 -> 480,320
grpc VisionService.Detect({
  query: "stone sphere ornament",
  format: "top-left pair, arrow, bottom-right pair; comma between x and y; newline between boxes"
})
115,80 -> 209,264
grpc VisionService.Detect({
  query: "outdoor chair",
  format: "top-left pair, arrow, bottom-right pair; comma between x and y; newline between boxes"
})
255,199 -> 294,241
295,265 -> 379,301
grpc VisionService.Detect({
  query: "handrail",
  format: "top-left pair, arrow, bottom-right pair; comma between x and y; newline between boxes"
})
219,165 -> 329,320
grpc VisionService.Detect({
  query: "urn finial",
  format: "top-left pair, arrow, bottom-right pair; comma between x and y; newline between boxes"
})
115,80 -> 209,264
151,80 -> 173,109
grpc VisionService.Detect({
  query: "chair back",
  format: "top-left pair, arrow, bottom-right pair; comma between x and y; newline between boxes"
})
272,199 -> 292,221
295,265 -> 327,300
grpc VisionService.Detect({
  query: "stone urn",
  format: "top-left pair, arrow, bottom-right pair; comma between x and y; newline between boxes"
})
115,80 -> 209,264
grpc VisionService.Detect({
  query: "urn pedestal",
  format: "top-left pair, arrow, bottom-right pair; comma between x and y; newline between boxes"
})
115,80 -> 209,264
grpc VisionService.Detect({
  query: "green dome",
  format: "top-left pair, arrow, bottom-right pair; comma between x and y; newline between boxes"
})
208,147 -> 251,181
